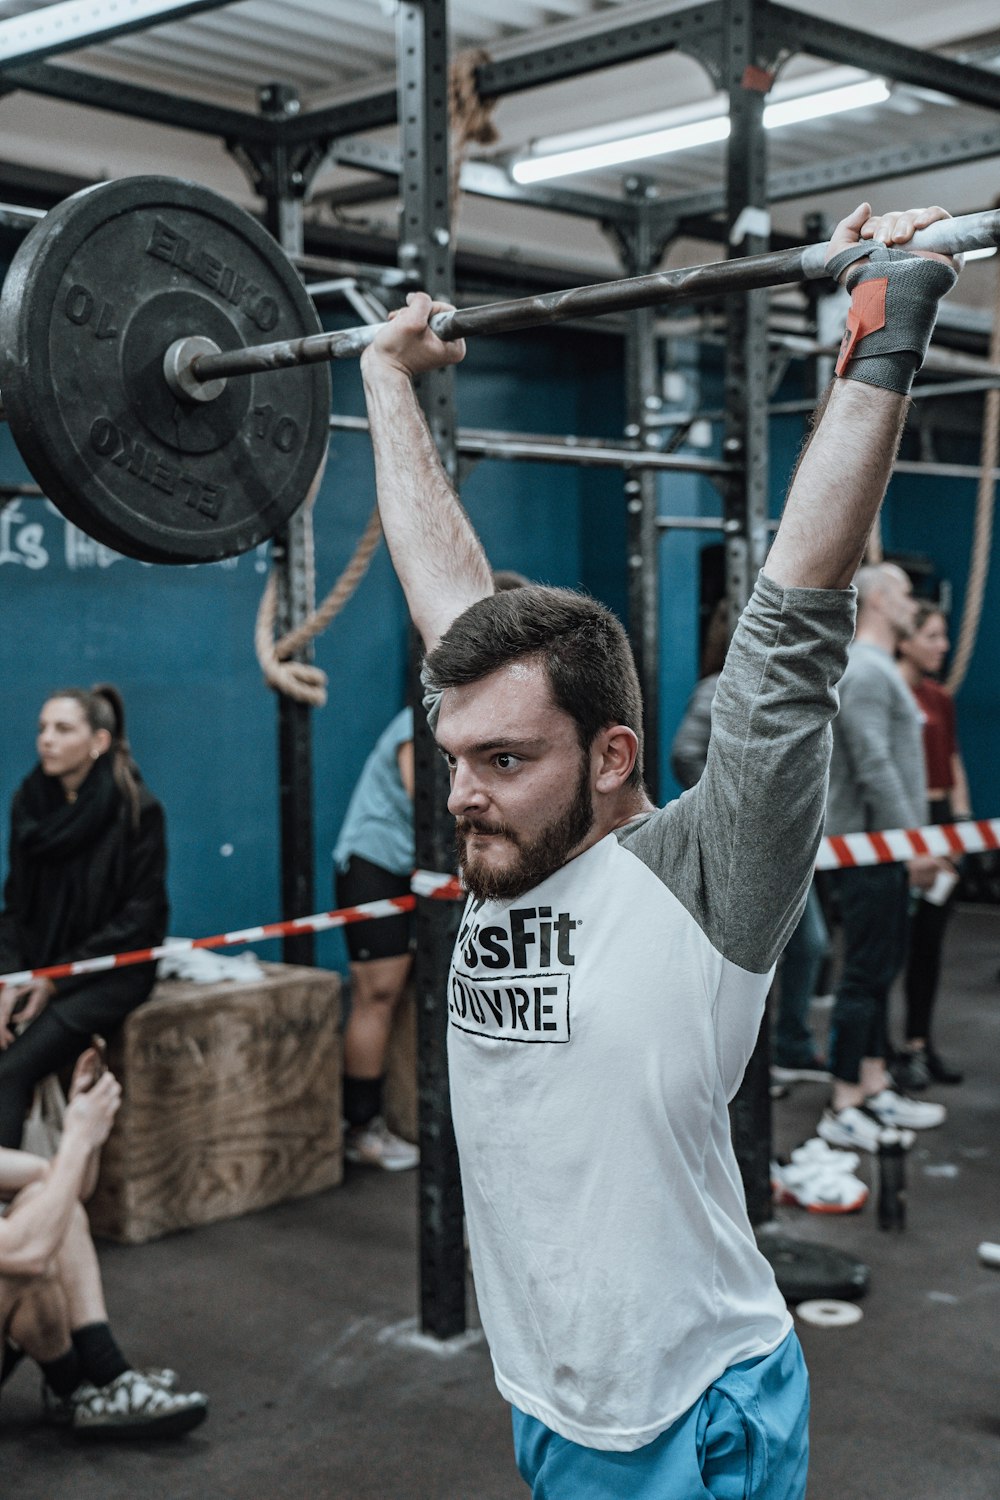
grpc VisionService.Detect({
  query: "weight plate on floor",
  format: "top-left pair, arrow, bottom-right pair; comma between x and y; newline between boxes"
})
0,175 -> 331,564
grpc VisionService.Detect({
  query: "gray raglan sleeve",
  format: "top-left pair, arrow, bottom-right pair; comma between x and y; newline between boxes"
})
624,571 -> 855,973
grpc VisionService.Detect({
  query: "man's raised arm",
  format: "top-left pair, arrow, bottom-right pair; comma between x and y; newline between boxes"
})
360,292 -> 493,652
765,203 -> 960,592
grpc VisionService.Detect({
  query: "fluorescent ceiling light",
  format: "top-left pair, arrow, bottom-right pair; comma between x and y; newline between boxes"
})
512,116 -> 730,184
511,77 -> 890,185
763,77 -> 890,127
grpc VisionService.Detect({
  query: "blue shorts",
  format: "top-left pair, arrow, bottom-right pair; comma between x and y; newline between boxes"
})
512,1329 -> 809,1500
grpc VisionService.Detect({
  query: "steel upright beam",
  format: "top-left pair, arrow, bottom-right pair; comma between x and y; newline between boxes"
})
258,85 -> 317,968
397,0 -> 467,1342
614,180 -> 670,803
722,0 -> 773,1231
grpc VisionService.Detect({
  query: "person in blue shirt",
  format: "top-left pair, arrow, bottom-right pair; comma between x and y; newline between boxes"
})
333,708 -> 419,1171
333,572 -> 528,1171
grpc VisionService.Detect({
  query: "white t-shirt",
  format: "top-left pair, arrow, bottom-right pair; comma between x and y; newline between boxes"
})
441,573 -> 856,1452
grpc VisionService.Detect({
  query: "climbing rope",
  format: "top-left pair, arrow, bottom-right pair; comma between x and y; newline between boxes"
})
945,247 -> 1000,693
448,48 -> 499,216
254,504 -> 383,708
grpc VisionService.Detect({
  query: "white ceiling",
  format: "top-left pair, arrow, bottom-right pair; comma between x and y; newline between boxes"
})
0,0 -> 998,307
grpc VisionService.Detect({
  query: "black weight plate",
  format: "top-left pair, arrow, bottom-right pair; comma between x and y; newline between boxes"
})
758,1232 -> 870,1305
0,175 -> 331,564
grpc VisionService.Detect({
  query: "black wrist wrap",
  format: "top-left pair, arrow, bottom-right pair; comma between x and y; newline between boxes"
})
826,242 -> 958,395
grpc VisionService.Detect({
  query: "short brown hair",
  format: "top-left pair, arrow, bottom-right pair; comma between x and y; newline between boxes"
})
425,586 -> 646,790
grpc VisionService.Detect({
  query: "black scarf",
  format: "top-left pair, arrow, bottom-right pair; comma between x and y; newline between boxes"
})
14,753 -> 121,862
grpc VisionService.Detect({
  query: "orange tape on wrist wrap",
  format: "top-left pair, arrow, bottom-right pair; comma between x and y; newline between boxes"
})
835,277 -> 888,376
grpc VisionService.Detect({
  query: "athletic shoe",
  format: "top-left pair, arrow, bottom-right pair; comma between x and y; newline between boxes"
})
41,1384 -> 77,1427
42,1367 -> 178,1427
927,1048 -> 964,1085
892,1049 -> 932,1092
1,1339 -> 24,1387
790,1137 -> 861,1175
344,1116 -> 419,1172
817,1105 -> 915,1155
770,1058 -> 831,1086
864,1088 -> 946,1131
771,1159 -> 868,1214
72,1371 -> 208,1439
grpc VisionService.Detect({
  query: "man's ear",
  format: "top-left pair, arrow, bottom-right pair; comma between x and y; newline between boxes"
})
593,725 -> 639,793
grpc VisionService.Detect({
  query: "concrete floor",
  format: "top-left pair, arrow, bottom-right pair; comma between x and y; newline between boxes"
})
2,907 -> 998,1500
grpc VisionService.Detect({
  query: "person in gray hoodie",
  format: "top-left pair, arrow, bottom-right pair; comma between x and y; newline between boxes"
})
818,562 -> 952,1153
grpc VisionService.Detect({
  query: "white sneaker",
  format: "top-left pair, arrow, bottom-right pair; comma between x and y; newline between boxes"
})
770,1061 -> 831,1085
72,1370 -> 207,1439
817,1105 -> 915,1154
42,1367 -> 177,1427
771,1159 -> 868,1214
790,1137 -> 861,1175
864,1089 -> 946,1131
344,1116 -> 419,1172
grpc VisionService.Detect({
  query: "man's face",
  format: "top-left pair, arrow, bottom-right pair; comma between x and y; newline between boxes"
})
881,567 -> 917,642
436,659 -> 595,903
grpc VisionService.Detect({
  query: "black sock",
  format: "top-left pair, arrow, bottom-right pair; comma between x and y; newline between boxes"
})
343,1075 -> 383,1128
39,1346 -> 84,1398
72,1322 -> 129,1388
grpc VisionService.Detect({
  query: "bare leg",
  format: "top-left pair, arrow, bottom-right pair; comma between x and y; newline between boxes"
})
7,1268 -> 72,1364
54,1200 -> 108,1329
2,1180 -> 76,1370
343,954 -> 413,1079
860,1057 -> 893,1098
832,1057 -> 893,1112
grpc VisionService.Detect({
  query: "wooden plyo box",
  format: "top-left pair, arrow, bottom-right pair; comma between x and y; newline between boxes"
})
89,963 -> 343,1245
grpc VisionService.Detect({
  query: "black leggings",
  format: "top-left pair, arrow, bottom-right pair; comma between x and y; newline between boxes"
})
903,798 -> 956,1044
0,1008 -> 88,1148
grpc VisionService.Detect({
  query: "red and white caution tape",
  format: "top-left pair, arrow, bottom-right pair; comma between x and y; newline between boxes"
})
3,820 -> 996,987
0,869 -> 465,988
815,817 -> 1000,871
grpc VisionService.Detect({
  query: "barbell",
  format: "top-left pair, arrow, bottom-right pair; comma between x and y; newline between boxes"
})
0,174 -> 996,565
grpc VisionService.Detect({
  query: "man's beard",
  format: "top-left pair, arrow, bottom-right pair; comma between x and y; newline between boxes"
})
455,753 -> 594,903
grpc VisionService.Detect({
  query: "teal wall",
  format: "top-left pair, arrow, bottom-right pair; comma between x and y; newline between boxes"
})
0,321 -> 625,973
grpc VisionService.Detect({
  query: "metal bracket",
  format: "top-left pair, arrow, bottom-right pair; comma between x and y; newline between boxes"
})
229,84 -> 331,205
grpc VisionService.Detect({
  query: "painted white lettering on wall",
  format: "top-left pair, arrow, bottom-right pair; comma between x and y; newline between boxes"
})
0,503 -> 48,569
0,501 -> 271,572
61,519 -> 124,571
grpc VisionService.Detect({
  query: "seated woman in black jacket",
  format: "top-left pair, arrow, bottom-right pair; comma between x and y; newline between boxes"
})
0,685 -> 168,1147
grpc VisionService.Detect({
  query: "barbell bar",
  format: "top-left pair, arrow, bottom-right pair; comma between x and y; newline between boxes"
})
172,209 -> 1000,394
0,175 -> 997,567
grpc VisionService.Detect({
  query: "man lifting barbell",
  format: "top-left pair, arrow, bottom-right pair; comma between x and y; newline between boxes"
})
354,202 -> 960,1500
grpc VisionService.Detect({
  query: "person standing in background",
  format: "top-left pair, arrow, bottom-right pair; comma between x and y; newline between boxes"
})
895,603 -> 970,1089
818,565 -> 949,1152
333,570 -> 528,1172
333,707 -> 420,1172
